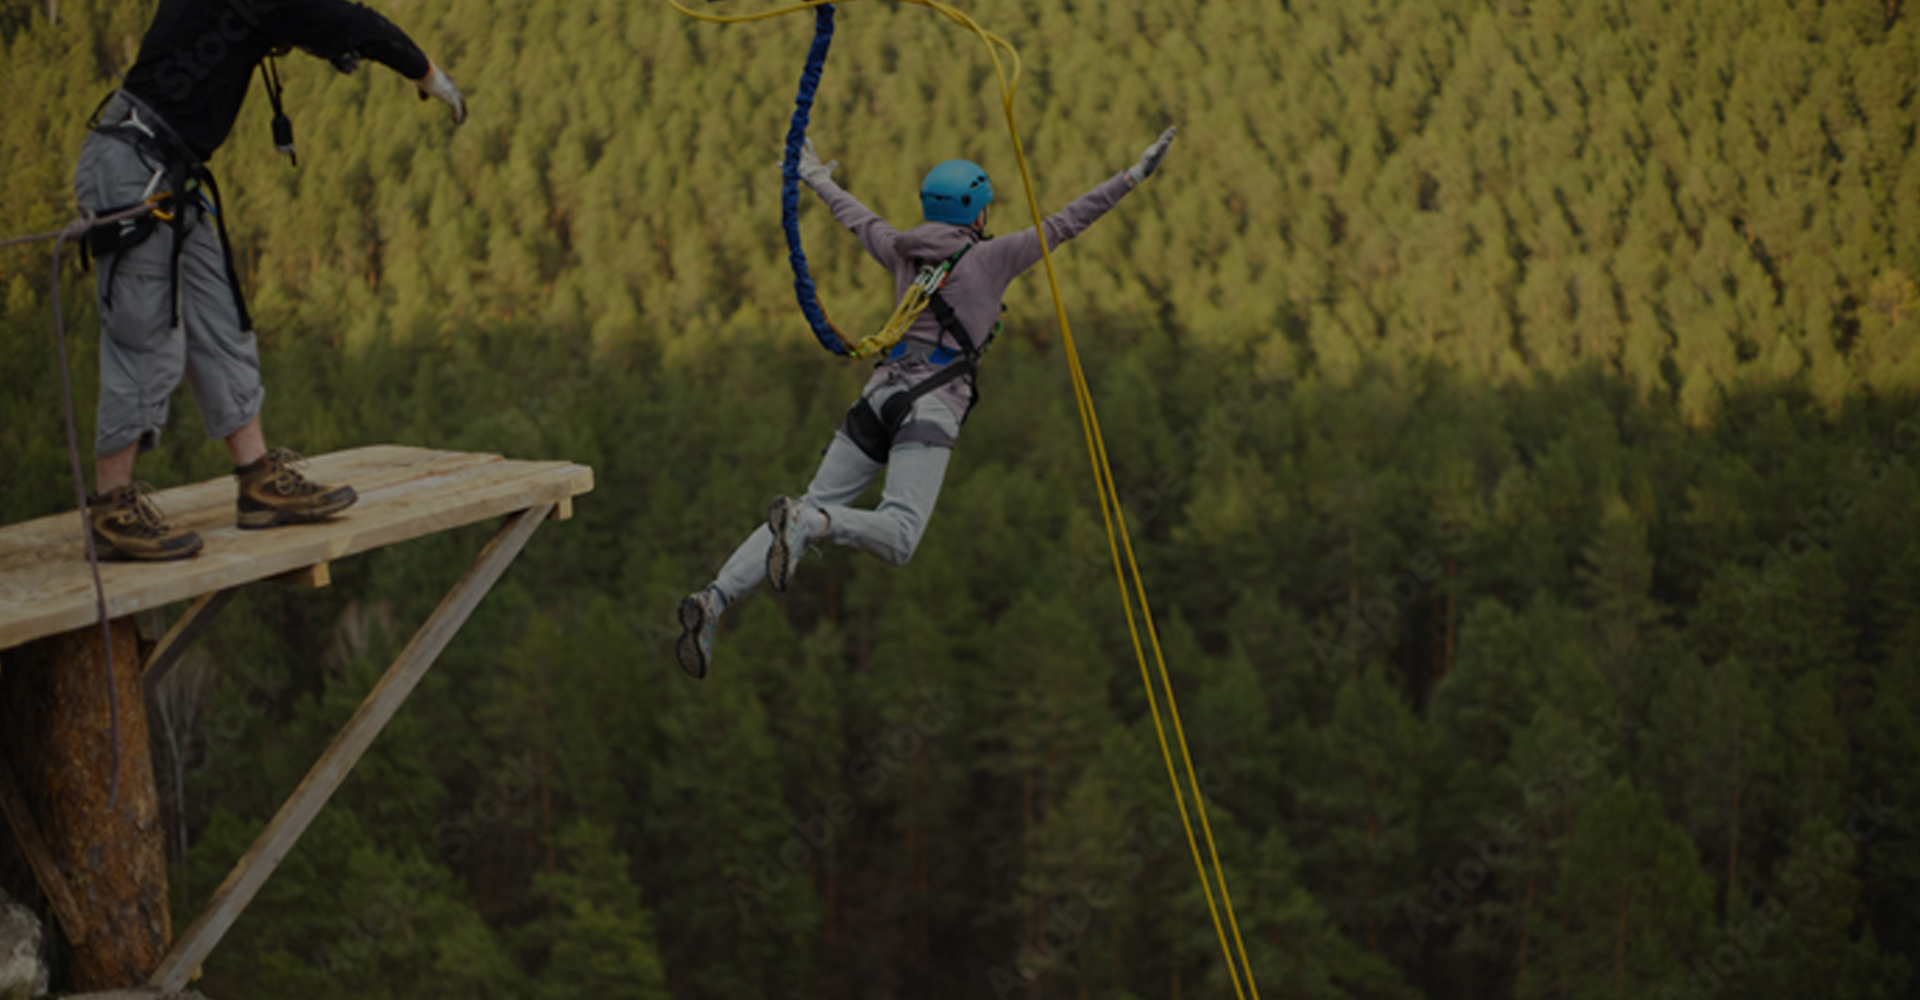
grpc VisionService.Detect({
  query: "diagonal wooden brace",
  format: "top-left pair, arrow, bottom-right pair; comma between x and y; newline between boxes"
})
142,588 -> 238,698
146,504 -> 553,992
0,751 -> 89,946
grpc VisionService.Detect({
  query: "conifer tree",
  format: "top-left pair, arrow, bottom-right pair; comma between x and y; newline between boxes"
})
1296,664 -> 1428,956
1526,777 -> 1712,1000
524,820 -> 670,1000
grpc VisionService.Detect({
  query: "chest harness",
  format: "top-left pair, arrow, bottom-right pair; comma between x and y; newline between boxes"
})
842,241 -> 1004,463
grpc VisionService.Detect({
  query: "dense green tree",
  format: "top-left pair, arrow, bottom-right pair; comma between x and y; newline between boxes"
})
1525,777 -> 1712,1000
523,820 -> 671,1000
1296,665 -> 1428,956
1742,818 -> 1912,1000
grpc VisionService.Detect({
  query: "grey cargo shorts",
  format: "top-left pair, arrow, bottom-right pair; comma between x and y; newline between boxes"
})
73,95 -> 263,458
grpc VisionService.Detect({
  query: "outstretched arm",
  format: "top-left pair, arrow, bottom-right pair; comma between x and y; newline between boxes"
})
800,138 -> 903,272
266,0 -> 466,122
991,126 -> 1179,277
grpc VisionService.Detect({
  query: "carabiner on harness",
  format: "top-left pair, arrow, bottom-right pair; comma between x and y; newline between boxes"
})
851,255 -> 960,360
145,190 -> 176,224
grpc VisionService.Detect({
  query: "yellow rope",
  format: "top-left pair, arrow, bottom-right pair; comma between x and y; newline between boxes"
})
664,3 -> 1262,993
849,261 -> 944,359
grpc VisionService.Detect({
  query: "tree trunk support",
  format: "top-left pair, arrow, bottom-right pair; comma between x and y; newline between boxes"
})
0,617 -> 168,991
146,504 -> 553,993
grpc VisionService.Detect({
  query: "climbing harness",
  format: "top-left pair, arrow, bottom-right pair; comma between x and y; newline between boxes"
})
842,246 -> 994,462
84,91 -> 258,336
666,2 -> 1262,996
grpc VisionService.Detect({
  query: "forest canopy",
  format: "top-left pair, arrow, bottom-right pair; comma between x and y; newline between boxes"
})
1,0 -> 1917,998
4,0 -> 1917,414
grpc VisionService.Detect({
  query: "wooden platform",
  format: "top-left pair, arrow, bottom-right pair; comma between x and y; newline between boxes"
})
0,445 -> 594,651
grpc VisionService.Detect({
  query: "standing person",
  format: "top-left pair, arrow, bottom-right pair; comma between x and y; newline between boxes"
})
75,0 -> 469,560
675,127 -> 1178,678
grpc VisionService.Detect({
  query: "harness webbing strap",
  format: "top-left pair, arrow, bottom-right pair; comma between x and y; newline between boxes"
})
198,171 -> 255,333
842,270 -> 981,464
924,285 -> 981,410
88,98 -> 256,335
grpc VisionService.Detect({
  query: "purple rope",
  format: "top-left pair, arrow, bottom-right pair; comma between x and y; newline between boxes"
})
47,211 -> 126,809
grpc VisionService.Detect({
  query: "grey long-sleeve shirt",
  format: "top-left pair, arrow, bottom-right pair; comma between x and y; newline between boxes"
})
813,171 -> 1136,418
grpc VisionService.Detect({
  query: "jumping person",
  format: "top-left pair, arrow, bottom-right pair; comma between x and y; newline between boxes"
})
675,127 -> 1178,677
74,0 -> 468,560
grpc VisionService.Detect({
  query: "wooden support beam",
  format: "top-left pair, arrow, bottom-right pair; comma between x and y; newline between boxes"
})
0,753 -> 88,946
548,496 -> 573,522
142,589 -> 237,698
148,503 -> 555,993
268,562 -> 330,588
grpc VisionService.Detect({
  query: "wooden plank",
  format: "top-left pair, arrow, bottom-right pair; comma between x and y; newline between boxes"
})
0,752 -> 89,946
549,496 -> 574,522
142,589 -> 238,697
0,448 -> 499,554
0,451 -> 568,583
16,461 -> 588,619
0,447 -> 533,582
0,446 -> 593,650
147,503 -> 556,994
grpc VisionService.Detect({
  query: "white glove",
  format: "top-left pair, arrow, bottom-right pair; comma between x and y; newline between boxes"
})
1126,126 -> 1177,185
797,137 -> 838,189
414,61 -> 467,125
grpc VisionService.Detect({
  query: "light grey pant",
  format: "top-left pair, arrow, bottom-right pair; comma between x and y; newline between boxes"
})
73,95 -> 263,458
712,392 -> 960,604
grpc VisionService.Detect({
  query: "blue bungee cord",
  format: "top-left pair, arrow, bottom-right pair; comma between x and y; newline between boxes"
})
779,3 -> 851,355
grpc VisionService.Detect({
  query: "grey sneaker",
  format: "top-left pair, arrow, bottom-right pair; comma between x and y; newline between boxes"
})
676,587 -> 723,679
766,496 -> 817,593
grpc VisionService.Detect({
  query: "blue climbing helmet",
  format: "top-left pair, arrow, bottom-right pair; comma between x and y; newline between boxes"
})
921,159 -> 993,225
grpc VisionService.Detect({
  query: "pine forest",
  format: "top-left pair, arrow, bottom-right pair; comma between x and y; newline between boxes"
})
1,0 -> 1917,997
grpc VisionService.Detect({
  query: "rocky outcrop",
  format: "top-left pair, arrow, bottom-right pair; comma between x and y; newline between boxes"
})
0,887 -> 46,1000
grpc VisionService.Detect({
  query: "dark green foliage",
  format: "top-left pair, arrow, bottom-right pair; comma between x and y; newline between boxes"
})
523,821 -> 670,1000
1527,777 -> 1713,1000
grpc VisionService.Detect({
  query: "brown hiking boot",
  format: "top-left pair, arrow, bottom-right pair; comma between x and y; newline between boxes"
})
88,484 -> 203,561
235,449 -> 357,529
